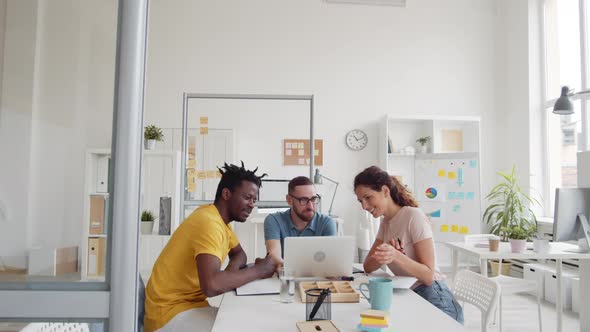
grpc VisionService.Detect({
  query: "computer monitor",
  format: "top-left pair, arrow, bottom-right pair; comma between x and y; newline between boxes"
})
284,236 -> 354,278
553,188 -> 590,243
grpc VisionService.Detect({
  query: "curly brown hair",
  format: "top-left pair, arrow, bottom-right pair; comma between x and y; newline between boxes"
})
353,166 -> 418,207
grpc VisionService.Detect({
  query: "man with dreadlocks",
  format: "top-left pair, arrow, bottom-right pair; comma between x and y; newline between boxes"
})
144,162 -> 277,332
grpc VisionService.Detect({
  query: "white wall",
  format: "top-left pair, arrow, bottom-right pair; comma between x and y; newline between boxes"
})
145,0 -> 498,240
0,0 -> 38,267
0,0 -> 116,264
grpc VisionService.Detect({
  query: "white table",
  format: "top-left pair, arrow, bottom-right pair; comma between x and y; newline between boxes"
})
211,272 -> 463,331
445,241 -> 590,332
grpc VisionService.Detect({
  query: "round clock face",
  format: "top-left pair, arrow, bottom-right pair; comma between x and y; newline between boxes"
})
345,129 -> 368,150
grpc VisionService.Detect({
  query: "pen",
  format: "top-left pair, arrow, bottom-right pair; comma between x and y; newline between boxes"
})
397,238 -> 406,255
327,276 -> 354,281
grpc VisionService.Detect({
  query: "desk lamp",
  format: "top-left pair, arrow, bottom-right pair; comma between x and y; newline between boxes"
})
553,86 -> 590,115
314,168 -> 339,216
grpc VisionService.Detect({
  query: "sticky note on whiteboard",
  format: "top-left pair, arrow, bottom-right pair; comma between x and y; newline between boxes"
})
438,170 -> 446,177
448,172 -> 457,179
440,225 -> 449,233
451,224 -> 459,232
459,226 -> 469,234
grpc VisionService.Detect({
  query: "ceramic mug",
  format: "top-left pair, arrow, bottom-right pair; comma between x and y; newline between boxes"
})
359,277 -> 393,311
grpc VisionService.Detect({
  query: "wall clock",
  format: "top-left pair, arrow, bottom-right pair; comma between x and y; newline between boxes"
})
345,129 -> 368,151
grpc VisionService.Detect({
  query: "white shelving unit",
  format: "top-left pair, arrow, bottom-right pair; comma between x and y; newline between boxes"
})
378,114 -> 481,192
81,149 -> 181,280
378,115 -> 481,269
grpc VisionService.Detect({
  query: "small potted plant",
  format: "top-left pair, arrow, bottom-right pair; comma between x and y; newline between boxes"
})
144,125 -> 164,150
416,136 -> 431,154
141,210 -> 155,235
501,223 -> 537,253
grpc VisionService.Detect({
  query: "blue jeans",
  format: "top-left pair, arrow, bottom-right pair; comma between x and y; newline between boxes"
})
413,281 -> 464,324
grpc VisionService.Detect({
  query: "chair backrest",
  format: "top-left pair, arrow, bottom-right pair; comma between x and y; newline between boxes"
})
21,323 -> 89,332
453,269 -> 500,332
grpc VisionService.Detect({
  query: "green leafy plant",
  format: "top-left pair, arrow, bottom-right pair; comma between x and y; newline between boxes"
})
144,125 -> 164,141
141,210 -> 155,222
416,136 -> 431,146
501,224 -> 537,240
483,165 -> 539,240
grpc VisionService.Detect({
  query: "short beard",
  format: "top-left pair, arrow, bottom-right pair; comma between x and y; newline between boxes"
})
293,207 -> 315,222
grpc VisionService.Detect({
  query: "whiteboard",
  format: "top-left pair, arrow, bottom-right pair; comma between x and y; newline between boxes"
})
414,153 -> 481,245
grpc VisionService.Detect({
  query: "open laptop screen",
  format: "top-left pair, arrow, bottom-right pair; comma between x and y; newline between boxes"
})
283,236 -> 354,277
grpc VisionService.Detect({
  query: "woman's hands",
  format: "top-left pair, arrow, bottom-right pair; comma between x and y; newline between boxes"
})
371,238 -> 406,265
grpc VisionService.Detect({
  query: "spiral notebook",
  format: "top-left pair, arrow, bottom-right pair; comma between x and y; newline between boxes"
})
235,275 -> 280,296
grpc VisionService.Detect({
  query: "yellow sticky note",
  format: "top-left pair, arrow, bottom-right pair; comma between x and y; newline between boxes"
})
200,116 -> 208,124
206,170 -> 218,179
438,170 -> 446,177
451,224 -> 459,232
459,226 -> 469,234
440,225 -> 449,233
187,159 -> 196,168
200,127 -> 208,135
197,171 -> 207,180
186,169 -> 195,177
448,171 -> 457,179
187,182 -> 196,192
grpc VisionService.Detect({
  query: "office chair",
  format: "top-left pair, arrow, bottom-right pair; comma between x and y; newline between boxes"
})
454,269 -> 500,332
491,258 -> 543,332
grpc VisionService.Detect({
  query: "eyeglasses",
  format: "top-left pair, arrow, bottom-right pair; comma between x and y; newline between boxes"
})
289,194 -> 321,205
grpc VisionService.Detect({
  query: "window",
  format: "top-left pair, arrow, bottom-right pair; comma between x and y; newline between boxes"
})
542,0 -> 590,216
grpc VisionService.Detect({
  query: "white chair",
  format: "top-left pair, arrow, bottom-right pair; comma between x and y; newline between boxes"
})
21,323 -> 89,332
453,269 -> 500,332
491,258 -> 543,332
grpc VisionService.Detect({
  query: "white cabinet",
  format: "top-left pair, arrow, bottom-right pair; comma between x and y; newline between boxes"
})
378,115 -> 481,270
81,149 -> 181,280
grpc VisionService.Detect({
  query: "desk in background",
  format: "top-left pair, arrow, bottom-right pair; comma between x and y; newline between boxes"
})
445,241 -> 590,332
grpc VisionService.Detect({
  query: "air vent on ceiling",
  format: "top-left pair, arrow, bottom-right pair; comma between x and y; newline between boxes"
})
325,0 -> 406,6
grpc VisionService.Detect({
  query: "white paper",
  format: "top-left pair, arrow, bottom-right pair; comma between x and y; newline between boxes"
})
391,276 -> 417,289
235,275 -> 280,295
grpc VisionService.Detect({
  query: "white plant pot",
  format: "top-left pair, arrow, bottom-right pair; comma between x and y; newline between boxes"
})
533,238 -> 550,253
419,145 -> 428,154
509,239 -> 527,253
141,221 -> 154,234
144,139 -> 156,150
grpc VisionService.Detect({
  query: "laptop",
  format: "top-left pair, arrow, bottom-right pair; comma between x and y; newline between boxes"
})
284,236 -> 354,278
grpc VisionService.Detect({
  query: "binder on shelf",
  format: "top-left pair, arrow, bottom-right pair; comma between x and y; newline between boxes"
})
87,237 -> 105,277
159,196 -> 172,235
89,195 -> 107,234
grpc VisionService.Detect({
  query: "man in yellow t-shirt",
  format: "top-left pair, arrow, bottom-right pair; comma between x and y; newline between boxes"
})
144,162 -> 277,332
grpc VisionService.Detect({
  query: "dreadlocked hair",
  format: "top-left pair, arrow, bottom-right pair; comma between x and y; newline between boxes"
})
353,165 -> 418,208
214,161 -> 268,203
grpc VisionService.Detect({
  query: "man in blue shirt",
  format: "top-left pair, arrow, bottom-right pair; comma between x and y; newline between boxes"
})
264,176 -> 337,264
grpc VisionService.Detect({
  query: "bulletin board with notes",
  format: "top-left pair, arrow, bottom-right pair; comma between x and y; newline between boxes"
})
283,139 -> 323,166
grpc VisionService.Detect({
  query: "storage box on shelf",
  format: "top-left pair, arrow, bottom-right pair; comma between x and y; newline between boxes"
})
572,277 -> 580,314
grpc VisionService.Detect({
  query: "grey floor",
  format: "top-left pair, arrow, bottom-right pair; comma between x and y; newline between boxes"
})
461,292 -> 579,332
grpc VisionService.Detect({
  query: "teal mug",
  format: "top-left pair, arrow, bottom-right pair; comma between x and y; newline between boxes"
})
359,277 -> 393,311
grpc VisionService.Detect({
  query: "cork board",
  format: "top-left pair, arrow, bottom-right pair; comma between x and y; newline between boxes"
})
283,139 -> 323,166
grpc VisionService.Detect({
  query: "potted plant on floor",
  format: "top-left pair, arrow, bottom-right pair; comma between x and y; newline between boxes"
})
141,210 -> 155,235
416,136 -> 431,154
144,125 -> 164,150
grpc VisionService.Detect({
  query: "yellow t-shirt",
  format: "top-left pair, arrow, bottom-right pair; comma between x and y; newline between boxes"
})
143,204 -> 239,332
